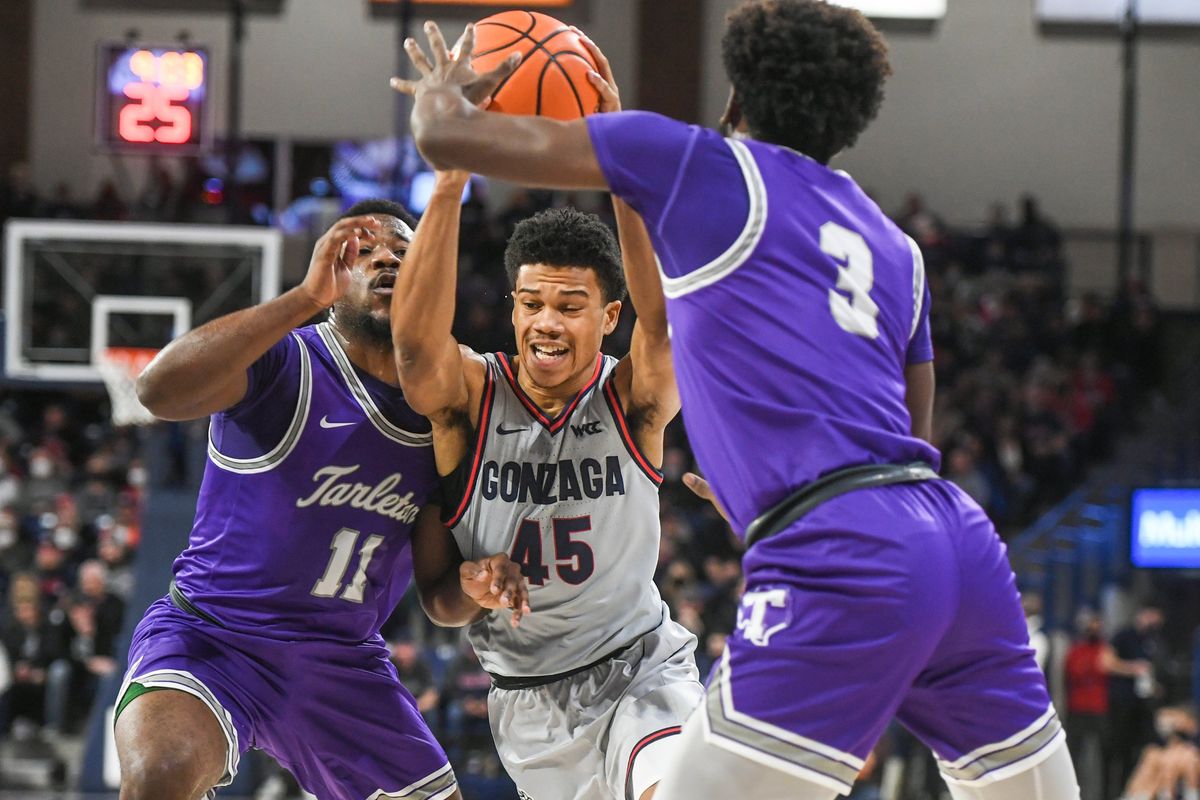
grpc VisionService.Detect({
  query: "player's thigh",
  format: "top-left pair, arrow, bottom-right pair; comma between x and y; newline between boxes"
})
115,688 -> 228,800
272,640 -> 457,800
650,704 -> 840,800
606,630 -> 704,800
940,738 -> 1079,800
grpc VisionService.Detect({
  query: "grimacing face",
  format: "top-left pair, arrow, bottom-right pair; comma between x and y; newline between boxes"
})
339,215 -> 412,320
331,215 -> 412,347
510,264 -> 621,395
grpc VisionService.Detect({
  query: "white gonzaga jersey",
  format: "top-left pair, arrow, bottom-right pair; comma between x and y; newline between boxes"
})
447,353 -> 673,677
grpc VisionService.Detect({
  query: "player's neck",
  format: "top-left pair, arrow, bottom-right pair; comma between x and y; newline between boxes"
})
331,324 -> 399,387
513,360 -> 594,418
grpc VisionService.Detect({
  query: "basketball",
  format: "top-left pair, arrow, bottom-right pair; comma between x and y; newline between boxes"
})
471,10 -> 601,121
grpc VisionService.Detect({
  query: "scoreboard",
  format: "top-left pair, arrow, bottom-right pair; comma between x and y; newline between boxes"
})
96,43 -> 210,154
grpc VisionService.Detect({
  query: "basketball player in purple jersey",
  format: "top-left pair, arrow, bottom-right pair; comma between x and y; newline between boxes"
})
392,3 -> 1080,798
115,202 -> 528,800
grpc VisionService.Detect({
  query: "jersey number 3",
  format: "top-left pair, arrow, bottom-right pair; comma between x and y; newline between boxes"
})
821,221 -> 880,340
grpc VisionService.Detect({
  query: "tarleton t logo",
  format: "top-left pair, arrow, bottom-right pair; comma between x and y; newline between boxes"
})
737,589 -> 791,647
570,421 -> 603,438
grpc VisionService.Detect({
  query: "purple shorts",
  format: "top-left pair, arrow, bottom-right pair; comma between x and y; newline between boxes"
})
120,598 -> 456,800
703,479 -> 1062,794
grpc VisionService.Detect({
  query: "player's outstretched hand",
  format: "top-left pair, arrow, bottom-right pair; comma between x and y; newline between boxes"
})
301,215 -> 380,310
460,553 -> 531,627
390,21 -> 521,108
572,28 -> 620,113
682,472 -> 731,524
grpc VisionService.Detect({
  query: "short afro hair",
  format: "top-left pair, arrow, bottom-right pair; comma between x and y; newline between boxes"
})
504,208 -> 626,304
339,198 -> 417,235
722,0 -> 891,163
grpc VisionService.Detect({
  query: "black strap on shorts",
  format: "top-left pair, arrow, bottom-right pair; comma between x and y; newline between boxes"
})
744,462 -> 940,549
489,639 -> 638,691
168,579 -> 226,629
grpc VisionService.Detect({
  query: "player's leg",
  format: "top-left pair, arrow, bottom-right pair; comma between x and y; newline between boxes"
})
894,481 -> 1080,800
114,601 -> 254,800
116,688 -> 229,800
649,702 -> 839,800
264,637 -> 460,800
603,618 -> 704,800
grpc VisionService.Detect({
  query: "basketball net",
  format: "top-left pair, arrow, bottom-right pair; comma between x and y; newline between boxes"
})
96,347 -> 160,426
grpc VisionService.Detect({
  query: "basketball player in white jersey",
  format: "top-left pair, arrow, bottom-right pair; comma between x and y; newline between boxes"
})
390,47 -> 702,800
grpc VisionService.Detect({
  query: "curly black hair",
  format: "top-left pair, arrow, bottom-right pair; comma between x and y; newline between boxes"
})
340,199 -> 417,234
504,208 -> 627,304
722,0 -> 891,163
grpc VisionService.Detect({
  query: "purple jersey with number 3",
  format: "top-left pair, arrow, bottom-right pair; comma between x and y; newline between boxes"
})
588,112 -> 939,533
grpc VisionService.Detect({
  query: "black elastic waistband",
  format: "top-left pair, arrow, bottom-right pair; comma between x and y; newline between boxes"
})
489,639 -> 637,691
744,462 -> 939,549
168,579 -> 226,629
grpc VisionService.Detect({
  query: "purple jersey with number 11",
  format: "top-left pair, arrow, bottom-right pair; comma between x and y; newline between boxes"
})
588,111 -> 939,534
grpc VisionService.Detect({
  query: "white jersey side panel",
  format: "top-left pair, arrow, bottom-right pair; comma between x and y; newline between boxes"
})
448,353 -> 669,677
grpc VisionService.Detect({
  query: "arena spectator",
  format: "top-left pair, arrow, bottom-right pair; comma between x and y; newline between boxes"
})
1065,609 -> 1113,799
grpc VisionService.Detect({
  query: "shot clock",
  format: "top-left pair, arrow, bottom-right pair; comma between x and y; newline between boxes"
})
96,43 -> 210,154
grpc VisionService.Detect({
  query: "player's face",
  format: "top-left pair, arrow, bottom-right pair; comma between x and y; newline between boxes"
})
333,216 -> 412,346
511,264 -> 620,393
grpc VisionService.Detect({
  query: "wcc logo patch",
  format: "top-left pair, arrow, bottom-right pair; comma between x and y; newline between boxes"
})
570,420 -> 603,438
736,588 -> 791,647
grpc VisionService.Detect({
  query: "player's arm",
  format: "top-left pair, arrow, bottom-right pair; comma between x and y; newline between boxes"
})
394,22 -> 608,190
136,216 -> 377,421
390,169 -> 476,414
390,170 -> 488,474
410,506 -> 531,628
575,38 -> 679,463
905,362 -> 935,444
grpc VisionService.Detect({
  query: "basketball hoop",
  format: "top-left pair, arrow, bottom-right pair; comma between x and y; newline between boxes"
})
96,347 -> 160,427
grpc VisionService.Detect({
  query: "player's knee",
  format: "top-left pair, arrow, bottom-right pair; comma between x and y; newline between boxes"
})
119,748 -> 219,800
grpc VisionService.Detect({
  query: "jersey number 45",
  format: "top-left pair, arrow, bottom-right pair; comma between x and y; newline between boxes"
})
511,516 -> 594,587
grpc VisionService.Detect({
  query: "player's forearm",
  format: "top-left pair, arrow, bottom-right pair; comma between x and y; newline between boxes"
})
411,87 -> 608,189
136,286 -> 323,420
392,173 -> 466,378
613,197 -> 668,340
419,570 -> 487,628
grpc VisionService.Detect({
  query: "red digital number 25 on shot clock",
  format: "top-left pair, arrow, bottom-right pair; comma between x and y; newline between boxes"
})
96,44 -> 210,154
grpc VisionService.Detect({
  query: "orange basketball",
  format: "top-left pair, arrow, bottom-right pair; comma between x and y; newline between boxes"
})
471,11 -> 602,121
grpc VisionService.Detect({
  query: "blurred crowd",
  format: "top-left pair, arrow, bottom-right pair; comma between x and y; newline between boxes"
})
0,398 -> 142,742
0,172 -> 1181,798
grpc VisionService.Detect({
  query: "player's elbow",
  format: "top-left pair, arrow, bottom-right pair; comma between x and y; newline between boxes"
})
134,368 -> 171,419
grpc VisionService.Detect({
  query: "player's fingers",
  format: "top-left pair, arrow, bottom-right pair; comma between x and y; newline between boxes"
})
465,52 -> 521,105
424,21 -> 451,66
682,471 -> 714,500
389,77 -> 418,96
574,29 -> 615,84
587,71 -> 619,112
460,559 -> 489,584
404,37 -> 434,76
450,22 -> 475,63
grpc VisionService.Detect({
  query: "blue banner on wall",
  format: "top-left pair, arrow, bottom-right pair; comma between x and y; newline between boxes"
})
1131,488 -> 1200,569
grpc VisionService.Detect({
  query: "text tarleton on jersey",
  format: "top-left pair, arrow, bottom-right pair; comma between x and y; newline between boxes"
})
296,465 -> 421,523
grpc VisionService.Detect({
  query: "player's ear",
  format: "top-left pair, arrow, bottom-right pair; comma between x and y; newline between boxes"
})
602,300 -> 622,335
720,89 -> 743,135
